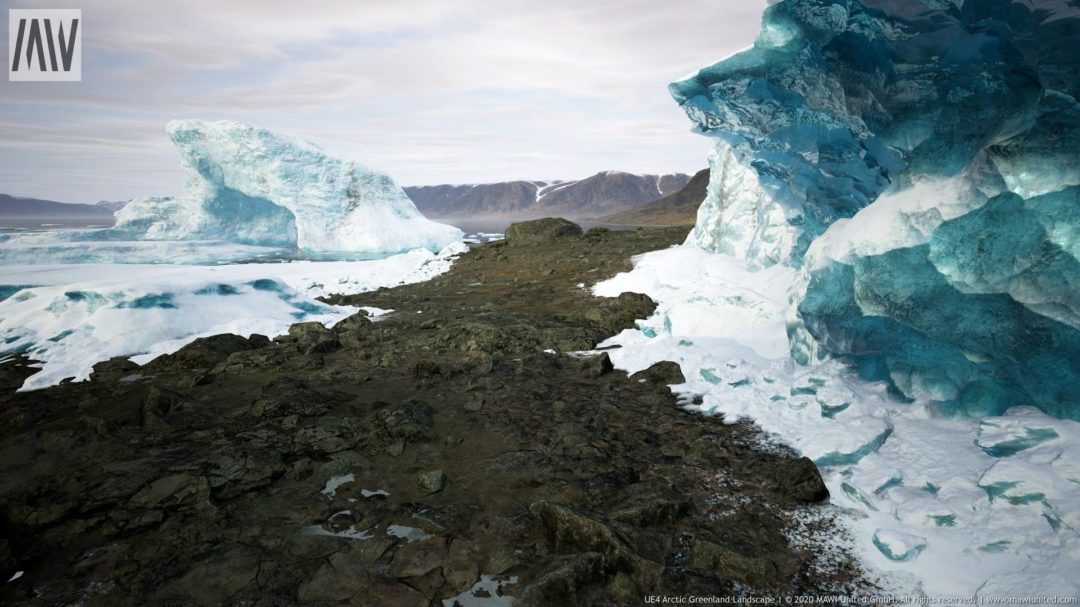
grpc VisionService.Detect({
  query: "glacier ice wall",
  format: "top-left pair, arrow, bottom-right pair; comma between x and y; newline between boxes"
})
672,0 -> 1079,418
115,120 -> 463,256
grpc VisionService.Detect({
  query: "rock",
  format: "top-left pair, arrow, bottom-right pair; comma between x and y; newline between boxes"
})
586,292 -> 657,336
331,311 -> 370,334
282,321 -> 341,354
780,457 -> 830,502
204,450 -> 284,499
417,470 -> 447,494
0,537 -> 13,577
247,333 -> 272,348
739,456 -> 830,503
582,353 -> 614,378
519,553 -> 605,607
154,545 -> 260,606
289,457 -> 314,481
285,320 -> 334,340
629,361 -> 686,385
436,321 -> 506,353
505,218 -> 583,245
128,474 -> 211,511
690,539 -> 778,587
150,333 -> 253,370
373,400 -> 434,442
141,385 -> 199,430
388,536 -> 448,578
609,483 -> 692,526
413,360 -> 441,379
443,539 -> 480,594
516,352 -> 561,378
319,450 -> 364,478
529,501 -> 629,562
584,226 -> 611,241
294,421 -> 354,454
359,583 -> 431,607
297,545 -> 379,602
89,356 -> 140,382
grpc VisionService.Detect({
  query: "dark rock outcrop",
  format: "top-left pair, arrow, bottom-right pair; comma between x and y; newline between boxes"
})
504,218 -> 583,245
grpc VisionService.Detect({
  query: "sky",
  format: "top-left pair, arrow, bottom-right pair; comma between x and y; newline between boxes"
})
0,0 -> 765,202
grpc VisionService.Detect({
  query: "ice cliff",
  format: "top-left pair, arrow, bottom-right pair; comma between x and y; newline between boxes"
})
114,120 -> 463,256
672,0 -> 1079,419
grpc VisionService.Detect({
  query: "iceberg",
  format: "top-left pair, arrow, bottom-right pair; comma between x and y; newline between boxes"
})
114,120 -> 463,257
595,0 -> 1080,596
670,0 -> 1079,419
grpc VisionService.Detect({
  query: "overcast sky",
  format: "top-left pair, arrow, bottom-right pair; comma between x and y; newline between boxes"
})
0,0 -> 764,202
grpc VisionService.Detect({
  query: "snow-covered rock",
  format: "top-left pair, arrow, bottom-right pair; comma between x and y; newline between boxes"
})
114,120 -> 463,257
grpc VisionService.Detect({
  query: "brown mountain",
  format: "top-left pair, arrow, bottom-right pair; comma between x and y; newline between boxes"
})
0,194 -> 122,218
600,168 -> 709,225
404,171 -> 691,220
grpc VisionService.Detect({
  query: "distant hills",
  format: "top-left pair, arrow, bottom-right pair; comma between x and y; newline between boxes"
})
404,171 -> 692,220
2,168 -> 708,228
600,168 -> 709,225
0,194 -> 123,218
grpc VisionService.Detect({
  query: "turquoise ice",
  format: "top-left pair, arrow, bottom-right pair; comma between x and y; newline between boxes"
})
114,120 -> 463,257
671,0 -> 1079,419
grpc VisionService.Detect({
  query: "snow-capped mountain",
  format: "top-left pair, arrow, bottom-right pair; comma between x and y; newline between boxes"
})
600,168 -> 709,225
404,171 -> 691,219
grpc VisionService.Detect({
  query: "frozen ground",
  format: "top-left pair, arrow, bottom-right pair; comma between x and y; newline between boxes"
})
595,245 -> 1080,599
0,241 -> 467,391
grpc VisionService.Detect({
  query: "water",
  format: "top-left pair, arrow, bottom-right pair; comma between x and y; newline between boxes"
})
0,216 -> 115,232
434,217 -> 640,235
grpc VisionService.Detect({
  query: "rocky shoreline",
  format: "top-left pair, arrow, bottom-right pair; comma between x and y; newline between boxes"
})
0,220 -> 868,605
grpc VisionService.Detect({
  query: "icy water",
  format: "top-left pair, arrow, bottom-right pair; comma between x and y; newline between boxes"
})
0,216 -> 625,242
0,216 -> 115,232
432,217 -> 640,235
0,218 -> 470,390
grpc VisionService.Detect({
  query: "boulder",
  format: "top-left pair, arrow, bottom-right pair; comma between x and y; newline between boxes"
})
505,218 -> 582,245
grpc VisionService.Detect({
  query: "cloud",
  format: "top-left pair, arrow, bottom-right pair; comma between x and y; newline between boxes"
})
0,0 -> 765,201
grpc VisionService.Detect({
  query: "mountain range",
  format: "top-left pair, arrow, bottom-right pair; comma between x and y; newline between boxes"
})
403,171 -> 691,219
1,168 -> 705,226
600,168 -> 708,225
0,194 -> 123,218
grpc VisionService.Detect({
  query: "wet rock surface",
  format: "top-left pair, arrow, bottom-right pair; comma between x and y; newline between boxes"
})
0,224 -> 859,605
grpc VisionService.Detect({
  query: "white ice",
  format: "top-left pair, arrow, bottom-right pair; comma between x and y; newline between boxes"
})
115,120 -> 463,256
320,474 -> 356,498
594,245 -> 1080,599
442,575 -> 518,607
0,242 -> 467,391
0,237 -> 286,266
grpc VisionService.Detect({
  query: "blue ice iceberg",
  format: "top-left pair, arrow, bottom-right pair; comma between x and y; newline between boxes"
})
114,120 -> 462,257
672,0 -> 1079,418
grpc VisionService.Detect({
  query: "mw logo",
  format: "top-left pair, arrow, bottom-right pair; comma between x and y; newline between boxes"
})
8,9 -> 81,82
